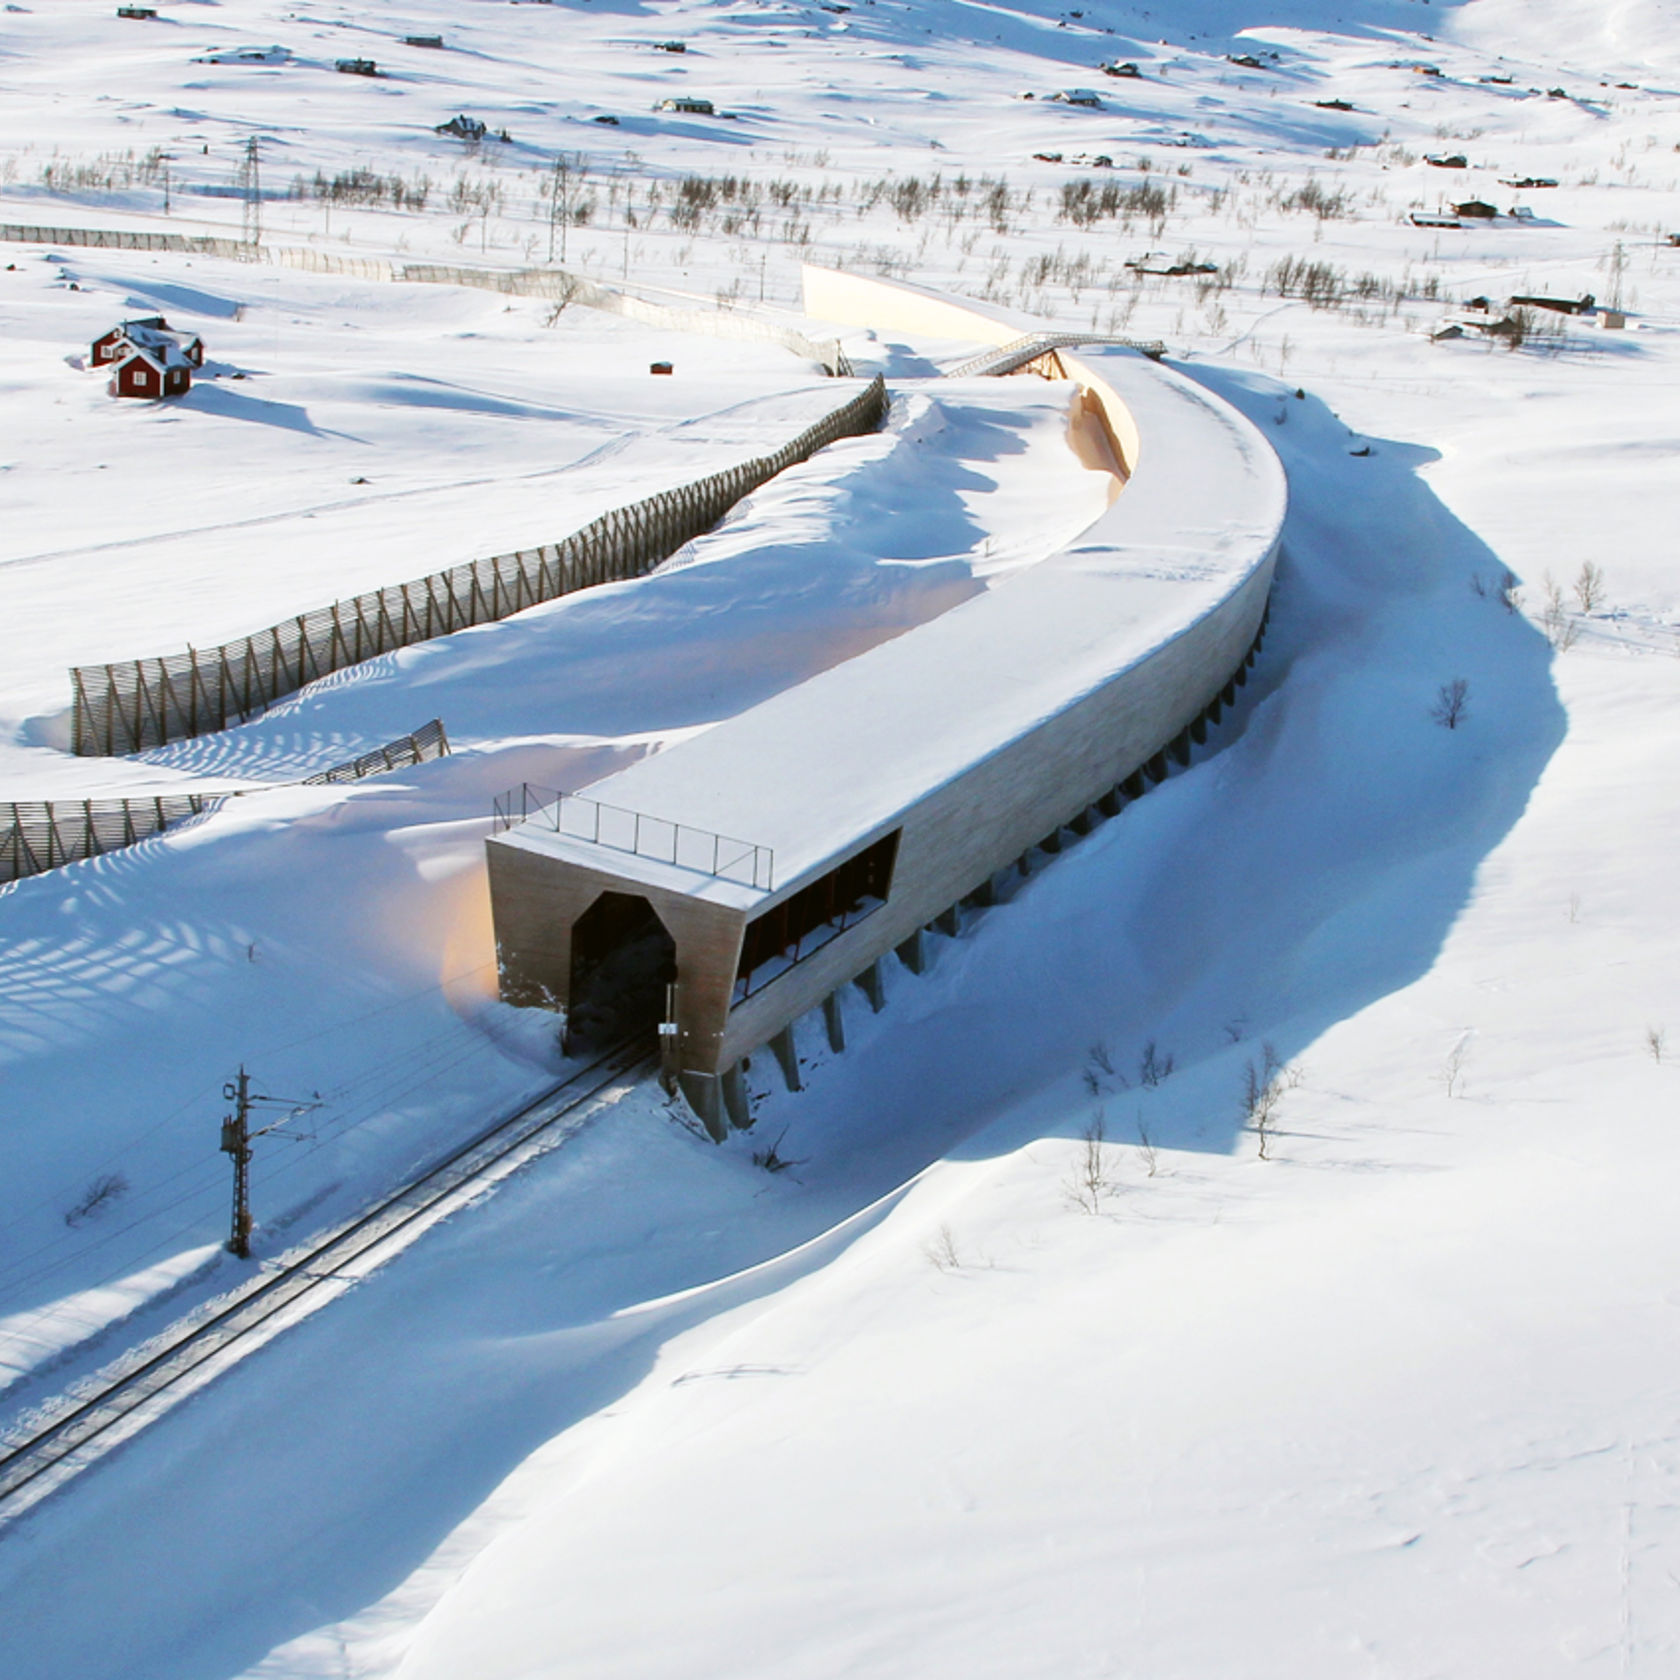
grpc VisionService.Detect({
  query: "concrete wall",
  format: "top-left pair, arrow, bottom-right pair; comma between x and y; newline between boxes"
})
712,564 -> 1270,1074
491,272 -> 1284,1131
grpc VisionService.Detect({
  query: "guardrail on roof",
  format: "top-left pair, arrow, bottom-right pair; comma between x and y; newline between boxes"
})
945,331 -> 1166,379
493,782 -> 774,892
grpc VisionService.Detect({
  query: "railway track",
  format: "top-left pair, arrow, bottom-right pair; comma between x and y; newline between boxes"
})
0,1035 -> 654,1530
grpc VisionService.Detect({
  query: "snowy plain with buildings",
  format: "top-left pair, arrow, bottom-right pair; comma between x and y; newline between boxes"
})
1,0 -> 1679,1673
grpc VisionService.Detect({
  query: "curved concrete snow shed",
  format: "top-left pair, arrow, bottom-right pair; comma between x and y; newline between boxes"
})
487,319 -> 1285,1135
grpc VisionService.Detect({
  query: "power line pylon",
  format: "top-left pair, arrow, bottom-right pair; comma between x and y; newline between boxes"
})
239,136 -> 262,247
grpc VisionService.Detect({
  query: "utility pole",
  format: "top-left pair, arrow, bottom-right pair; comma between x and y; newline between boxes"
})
239,135 -> 262,247
219,1066 -> 320,1258
220,1068 -> 254,1257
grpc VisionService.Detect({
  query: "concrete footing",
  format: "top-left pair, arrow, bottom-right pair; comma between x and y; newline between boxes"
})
896,928 -> 927,975
855,959 -> 885,1012
680,1071 -> 726,1142
822,991 -> 846,1052
934,904 -> 960,937
770,1023 -> 802,1092
722,1062 -> 750,1129
1097,788 -> 1123,818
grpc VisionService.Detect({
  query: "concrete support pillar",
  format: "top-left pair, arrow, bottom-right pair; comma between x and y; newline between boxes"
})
822,990 -> 846,1053
966,876 -> 996,908
721,1062 -> 750,1130
1146,751 -> 1169,784
770,1022 -> 802,1092
1170,728 -> 1192,767
855,959 -> 885,1012
934,904 -> 960,937
1017,852 -> 1031,877
1122,769 -> 1146,799
1097,788 -> 1122,819
896,928 -> 927,975
679,1071 -> 726,1143
1069,809 -> 1092,837
1222,677 -> 1237,706
1207,693 -> 1224,724
1040,828 -> 1063,855
1190,714 -> 1208,745
1233,661 -> 1248,688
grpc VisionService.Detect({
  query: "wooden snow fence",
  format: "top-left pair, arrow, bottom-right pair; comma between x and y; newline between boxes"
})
70,377 -> 888,755
2,719 -> 450,885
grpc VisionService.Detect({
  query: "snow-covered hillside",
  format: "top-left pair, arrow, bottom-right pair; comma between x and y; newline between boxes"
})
1,0 -> 1679,1675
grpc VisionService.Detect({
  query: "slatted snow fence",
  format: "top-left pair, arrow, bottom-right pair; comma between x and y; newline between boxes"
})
3,719 -> 450,884
0,792 -> 210,883
70,377 -> 888,755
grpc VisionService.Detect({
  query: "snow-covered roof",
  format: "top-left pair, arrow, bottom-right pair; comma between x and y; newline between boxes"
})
495,350 -> 1285,905
117,338 -> 195,373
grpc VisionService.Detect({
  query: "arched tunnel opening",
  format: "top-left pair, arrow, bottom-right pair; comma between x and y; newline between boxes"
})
565,891 -> 676,1055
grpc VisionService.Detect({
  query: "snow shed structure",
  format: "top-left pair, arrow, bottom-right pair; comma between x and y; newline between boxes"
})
487,274 -> 1286,1135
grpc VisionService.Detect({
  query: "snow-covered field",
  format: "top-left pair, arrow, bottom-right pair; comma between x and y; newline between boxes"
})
2,0 -> 1680,1674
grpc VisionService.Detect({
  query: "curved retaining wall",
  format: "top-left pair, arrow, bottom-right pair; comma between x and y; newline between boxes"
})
488,272 -> 1287,1133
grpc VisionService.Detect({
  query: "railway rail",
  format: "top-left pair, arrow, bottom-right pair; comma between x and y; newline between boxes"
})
0,1035 -> 654,1530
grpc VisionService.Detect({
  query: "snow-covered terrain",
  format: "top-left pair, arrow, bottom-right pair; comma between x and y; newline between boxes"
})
2,0 -> 1679,1674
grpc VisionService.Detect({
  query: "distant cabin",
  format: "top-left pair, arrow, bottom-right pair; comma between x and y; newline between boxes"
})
336,58 -> 378,76
109,342 -> 193,400
1101,61 -> 1142,78
404,35 -> 444,49
1454,199 -> 1498,219
116,6 -> 158,17
436,114 -> 489,139
91,318 -> 203,369
656,96 -> 715,114
1052,88 -> 1102,107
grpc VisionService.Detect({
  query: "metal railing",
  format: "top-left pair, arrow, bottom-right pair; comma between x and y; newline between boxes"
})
2,718 -> 450,886
945,331 -> 1165,379
492,783 -> 773,891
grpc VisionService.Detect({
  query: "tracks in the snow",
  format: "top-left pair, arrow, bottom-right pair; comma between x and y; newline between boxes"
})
0,1036 -> 653,1532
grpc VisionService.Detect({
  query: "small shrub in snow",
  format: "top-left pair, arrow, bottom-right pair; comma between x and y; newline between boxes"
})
1573,561 -> 1607,614
751,1129 -> 804,1173
64,1171 -> 128,1227
1647,1025 -> 1666,1063
1431,678 -> 1470,729
1540,576 -> 1581,650
1242,1043 -> 1299,1160
1138,1040 -> 1175,1087
1066,1112 -> 1116,1213
1135,1116 -> 1160,1178
924,1223 -> 962,1272
1440,1037 -> 1469,1098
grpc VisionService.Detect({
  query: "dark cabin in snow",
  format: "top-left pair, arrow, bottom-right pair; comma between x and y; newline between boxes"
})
109,341 -> 193,399
1454,199 -> 1499,219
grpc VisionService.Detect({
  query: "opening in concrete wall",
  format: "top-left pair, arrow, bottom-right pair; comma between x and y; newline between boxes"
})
565,891 -> 677,1054
734,829 -> 901,1004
